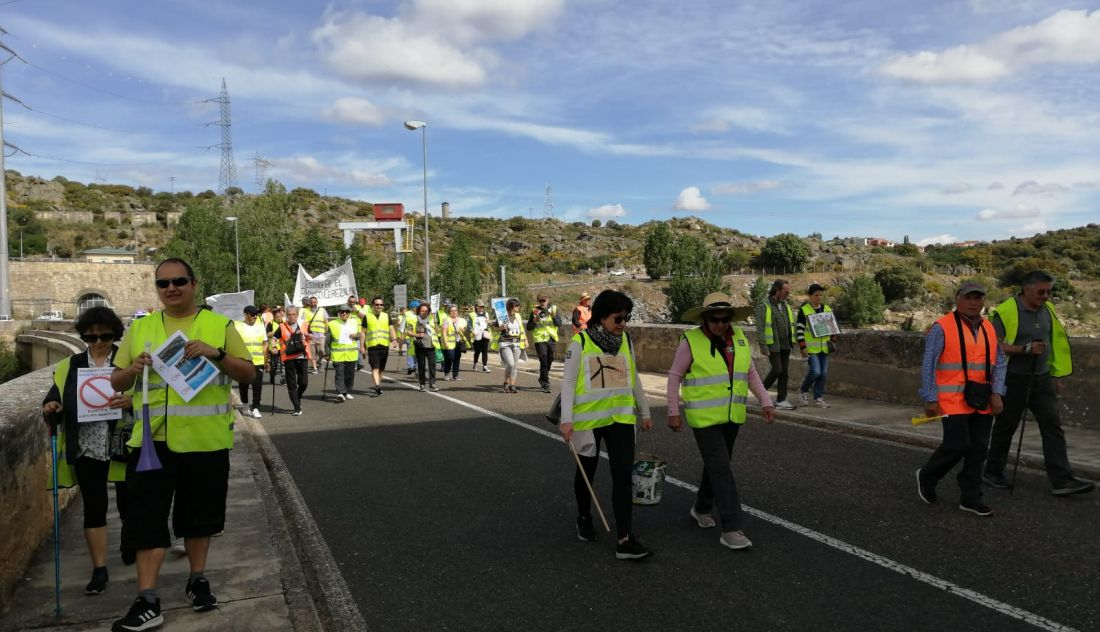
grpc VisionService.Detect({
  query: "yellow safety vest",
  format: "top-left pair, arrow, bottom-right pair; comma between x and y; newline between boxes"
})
531,305 -> 560,343
304,307 -> 328,335
127,310 -> 235,452
403,310 -> 418,340
681,327 -> 750,428
235,320 -> 267,366
365,312 -> 392,348
993,297 -> 1072,378
800,304 -> 832,355
441,317 -> 457,350
763,301 -> 796,346
570,332 -> 637,431
48,355 -> 128,488
491,314 -> 528,351
328,319 -> 361,362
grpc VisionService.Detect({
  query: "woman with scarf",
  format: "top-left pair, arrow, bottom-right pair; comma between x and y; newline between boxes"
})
41,306 -> 133,594
413,302 -> 440,392
666,293 -> 776,550
558,290 -> 653,560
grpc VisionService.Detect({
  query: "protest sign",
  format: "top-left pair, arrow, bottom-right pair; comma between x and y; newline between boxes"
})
205,290 -> 255,321
490,297 -> 508,323
150,331 -> 221,402
393,284 -> 408,311
77,367 -> 123,422
293,260 -> 357,307
808,311 -> 841,338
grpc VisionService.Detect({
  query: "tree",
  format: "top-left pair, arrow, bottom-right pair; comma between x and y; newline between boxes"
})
293,225 -> 340,275
749,276 -> 769,307
836,275 -> 885,327
722,249 -> 751,273
591,219 -> 602,228
664,234 -> 728,321
758,233 -> 810,271
894,242 -> 921,257
874,264 -> 924,302
643,222 -> 674,279
161,199 -> 237,297
235,181 -> 298,305
7,208 -> 48,256
432,234 -> 483,306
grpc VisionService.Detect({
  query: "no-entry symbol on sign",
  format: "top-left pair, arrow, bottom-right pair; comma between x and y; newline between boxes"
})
80,377 -> 113,408
76,368 -> 123,423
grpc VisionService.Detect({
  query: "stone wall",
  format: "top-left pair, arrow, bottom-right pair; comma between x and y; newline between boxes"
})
131,211 -> 156,227
9,260 -> 158,319
557,324 -> 1100,430
31,210 -> 93,224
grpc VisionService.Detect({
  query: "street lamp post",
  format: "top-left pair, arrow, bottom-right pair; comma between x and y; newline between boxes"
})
226,216 -> 240,292
404,120 -> 429,299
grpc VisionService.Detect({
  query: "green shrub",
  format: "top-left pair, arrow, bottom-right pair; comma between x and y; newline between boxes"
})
874,264 -> 924,302
0,338 -> 26,385
757,233 -> 810,271
837,275 -> 885,327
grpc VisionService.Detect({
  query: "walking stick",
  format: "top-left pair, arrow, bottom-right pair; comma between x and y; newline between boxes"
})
565,436 -> 611,532
1009,354 -> 1039,495
45,411 -> 62,616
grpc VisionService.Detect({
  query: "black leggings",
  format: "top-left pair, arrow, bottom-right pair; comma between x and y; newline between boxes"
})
763,349 -> 792,402
416,345 -> 437,385
574,422 -> 635,539
73,456 -> 128,529
472,339 -> 490,367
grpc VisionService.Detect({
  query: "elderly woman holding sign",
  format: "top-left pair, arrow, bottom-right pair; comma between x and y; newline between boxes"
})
41,306 -> 133,594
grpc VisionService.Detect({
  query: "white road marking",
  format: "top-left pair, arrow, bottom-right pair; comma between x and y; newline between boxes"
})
387,377 -> 1079,632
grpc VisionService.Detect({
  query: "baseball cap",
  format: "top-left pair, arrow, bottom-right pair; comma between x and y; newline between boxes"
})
243,305 -> 260,316
956,282 -> 987,296
338,305 -> 351,313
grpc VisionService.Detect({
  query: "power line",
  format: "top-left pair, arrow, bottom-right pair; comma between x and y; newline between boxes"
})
23,60 -> 197,107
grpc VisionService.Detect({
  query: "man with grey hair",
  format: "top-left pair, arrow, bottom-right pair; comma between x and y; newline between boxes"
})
983,271 -> 1094,496
274,306 -> 310,416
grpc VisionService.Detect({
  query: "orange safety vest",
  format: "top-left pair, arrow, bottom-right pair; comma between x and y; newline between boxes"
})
573,304 -> 591,334
933,312 -> 996,415
280,322 -> 312,362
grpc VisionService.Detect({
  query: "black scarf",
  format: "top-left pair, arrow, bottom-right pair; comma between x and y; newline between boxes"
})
586,324 -> 623,355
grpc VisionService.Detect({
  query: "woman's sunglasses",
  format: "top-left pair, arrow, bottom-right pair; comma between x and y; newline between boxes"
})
155,276 -> 192,289
706,316 -> 732,324
81,333 -> 116,343
612,314 -> 632,324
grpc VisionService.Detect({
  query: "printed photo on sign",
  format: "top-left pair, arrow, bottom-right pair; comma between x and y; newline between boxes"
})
586,354 -> 628,390
150,330 -> 222,402
76,367 -> 123,423
490,297 -> 508,324
808,311 -> 841,338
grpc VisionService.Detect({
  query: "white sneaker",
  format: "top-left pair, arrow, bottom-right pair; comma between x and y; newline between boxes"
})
344,393 -> 354,400
690,507 -> 716,529
481,366 -> 491,373
814,398 -> 830,408
775,400 -> 796,410
336,393 -> 346,402
251,408 -> 262,419
799,392 -> 809,404
170,537 -> 186,556
720,531 -> 752,550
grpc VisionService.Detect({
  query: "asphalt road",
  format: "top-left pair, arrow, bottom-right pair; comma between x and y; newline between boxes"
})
258,357 -> 1098,632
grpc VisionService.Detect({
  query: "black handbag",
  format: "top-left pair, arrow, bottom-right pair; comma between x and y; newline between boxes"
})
954,312 -> 992,410
283,330 -> 306,356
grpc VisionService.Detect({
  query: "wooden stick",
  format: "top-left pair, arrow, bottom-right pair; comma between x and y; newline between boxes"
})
565,436 -> 610,532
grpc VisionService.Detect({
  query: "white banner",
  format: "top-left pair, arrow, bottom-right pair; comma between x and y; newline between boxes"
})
430,293 -> 441,314
393,284 -> 408,311
205,290 -> 255,321
293,260 -> 357,307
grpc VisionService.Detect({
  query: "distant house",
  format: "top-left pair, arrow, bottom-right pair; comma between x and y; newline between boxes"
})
863,237 -> 895,248
83,247 -> 137,263
952,240 -> 984,248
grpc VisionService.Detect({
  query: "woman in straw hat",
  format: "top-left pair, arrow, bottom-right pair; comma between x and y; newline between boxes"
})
667,292 -> 776,550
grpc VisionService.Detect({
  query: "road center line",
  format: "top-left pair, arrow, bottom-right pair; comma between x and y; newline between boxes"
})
386,377 -> 1078,632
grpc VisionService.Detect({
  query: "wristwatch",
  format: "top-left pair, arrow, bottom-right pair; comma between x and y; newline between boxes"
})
213,348 -> 227,362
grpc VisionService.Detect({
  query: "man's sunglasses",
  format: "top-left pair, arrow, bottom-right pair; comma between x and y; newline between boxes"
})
81,333 -> 116,343
706,316 -> 732,324
613,314 -> 632,324
373,303 -> 384,307
155,276 -> 192,289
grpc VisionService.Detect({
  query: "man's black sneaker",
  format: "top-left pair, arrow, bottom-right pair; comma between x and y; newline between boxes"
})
375,386 -> 383,396
185,577 -> 218,612
615,535 -> 652,560
576,516 -> 595,542
983,470 -> 1011,489
1051,478 -> 1096,496
112,597 -> 163,631
407,368 -> 415,375
541,383 -> 551,393
85,567 -> 108,595
959,501 -> 993,517
916,469 -> 937,505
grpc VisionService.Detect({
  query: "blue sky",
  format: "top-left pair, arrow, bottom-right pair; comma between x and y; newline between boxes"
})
2,0 -> 1099,245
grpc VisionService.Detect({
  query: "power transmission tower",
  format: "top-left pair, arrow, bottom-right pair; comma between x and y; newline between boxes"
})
202,78 -> 238,201
253,151 -> 272,191
542,182 -> 554,220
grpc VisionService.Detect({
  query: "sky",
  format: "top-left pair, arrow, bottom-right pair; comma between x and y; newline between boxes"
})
2,0 -> 1099,246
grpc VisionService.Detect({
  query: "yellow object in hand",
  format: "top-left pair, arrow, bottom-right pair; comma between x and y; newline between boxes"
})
911,414 -> 948,426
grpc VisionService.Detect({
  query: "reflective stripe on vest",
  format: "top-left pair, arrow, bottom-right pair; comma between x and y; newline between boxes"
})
800,303 -> 832,354
993,297 -> 1072,378
763,302 -> 795,346
328,320 -> 360,362
127,310 -> 234,452
235,320 -> 267,365
681,327 -> 750,428
571,333 -> 636,431
933,312 -> 996,416
365,312 -> 391,347
532,306 -> 560,343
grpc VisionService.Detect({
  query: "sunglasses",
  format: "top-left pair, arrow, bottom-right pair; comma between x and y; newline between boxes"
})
155,276 -> 192,289
706,316 -> 732,324
373,303 -> 384,307
81,333 -> 116,343
612,314 -> 632,324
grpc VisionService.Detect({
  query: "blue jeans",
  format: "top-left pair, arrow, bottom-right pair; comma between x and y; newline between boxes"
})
799,353 -> 829,399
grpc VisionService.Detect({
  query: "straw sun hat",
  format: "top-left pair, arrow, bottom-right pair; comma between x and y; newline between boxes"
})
681,292 -> 753,323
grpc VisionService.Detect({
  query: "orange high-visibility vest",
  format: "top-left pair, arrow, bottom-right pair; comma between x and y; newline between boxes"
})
933,312 -> 996,415
573,305 -> 591,335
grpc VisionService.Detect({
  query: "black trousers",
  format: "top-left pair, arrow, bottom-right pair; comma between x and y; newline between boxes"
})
574,423 -> 635,539
73,456 -> 128,529
472,339 -> 490,367
416,345 -> 437,386
284,358 -> 308,412
535,341 -> 555,386
334,360 -> 356,395
692,423 -> 743,532
763,349 -> 792,401
238,365 -> 263,407
920,413 -> 993,504
986,373 -> 1075,485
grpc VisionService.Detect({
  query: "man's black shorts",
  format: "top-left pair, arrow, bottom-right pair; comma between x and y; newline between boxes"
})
121,442 -> 230,550
368,346 -> 389,371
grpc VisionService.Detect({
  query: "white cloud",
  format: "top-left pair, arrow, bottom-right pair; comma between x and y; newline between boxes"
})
322,97 -> 388,127
674,187 -> 711,211
941,182 -> 972,195
270,156 -> 393,187
1073,181 -> 1100,188
1012,180 -> 1068,196
1022,219 -> 1049,233
916,234 -> 957,247
881,9 -> 1100,84
691,107 -> 787,134
587,203 -> 627,221
976,205 -> 1040,221
988,181 -> 1005,190
712,180 -> 785,195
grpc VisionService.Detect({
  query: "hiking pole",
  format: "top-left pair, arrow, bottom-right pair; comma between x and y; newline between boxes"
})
1009,353 -> 1039,495
565,436 -> 611,532
45,410 -> 62,616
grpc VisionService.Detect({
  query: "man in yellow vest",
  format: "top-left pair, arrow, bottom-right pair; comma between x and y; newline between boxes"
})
109,258 -> 255,631
983,271 -> 1094,496
328,305 -> 362,401
755,279 -> 797,410
526,293 -> 563,393
667,293 -> 776,549
364,295 -> 398,396
916,282 -> 1006,516
302,296 -> 328,375
235,305 -> 269,419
